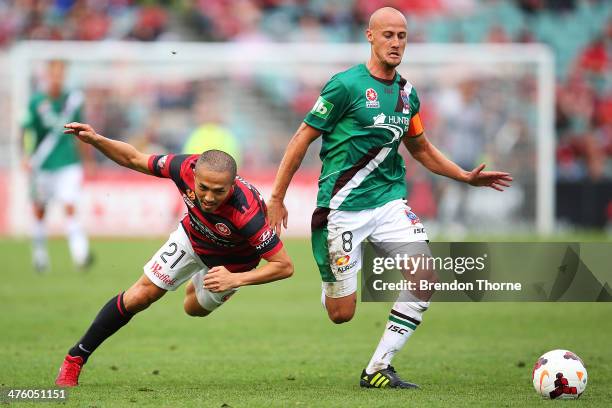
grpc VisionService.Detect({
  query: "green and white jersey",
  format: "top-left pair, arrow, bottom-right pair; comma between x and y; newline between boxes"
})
23,90 -> 84,171
304,63 -> 425,211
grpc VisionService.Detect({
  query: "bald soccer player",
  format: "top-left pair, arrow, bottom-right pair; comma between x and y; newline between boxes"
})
55,122 -> 293,387
267,7 -> 512,389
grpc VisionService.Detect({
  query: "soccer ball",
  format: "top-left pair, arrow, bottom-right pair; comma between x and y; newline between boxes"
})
532,349 -> 587,399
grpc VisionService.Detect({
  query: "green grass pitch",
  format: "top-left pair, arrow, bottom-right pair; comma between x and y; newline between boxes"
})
2,237 -> 611,407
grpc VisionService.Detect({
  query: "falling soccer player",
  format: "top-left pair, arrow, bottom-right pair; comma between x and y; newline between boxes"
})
55,122 -> 293,387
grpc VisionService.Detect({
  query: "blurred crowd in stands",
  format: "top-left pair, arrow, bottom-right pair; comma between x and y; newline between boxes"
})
2,0 -> 610,182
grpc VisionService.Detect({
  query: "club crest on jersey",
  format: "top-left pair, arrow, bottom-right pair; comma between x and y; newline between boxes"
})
215,223 -> 231,236
365,88 -> 380,108
400,90 -> 411,114
405,210 -> 421,225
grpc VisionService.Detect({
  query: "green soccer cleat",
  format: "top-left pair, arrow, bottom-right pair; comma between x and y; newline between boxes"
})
360,366 -> 419,389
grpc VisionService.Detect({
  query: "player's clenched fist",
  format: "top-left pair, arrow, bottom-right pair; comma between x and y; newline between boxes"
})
64,122 -> 99,144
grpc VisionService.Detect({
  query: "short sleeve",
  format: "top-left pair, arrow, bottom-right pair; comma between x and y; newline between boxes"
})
147,154 -> 194,185
240,205 -> 283,259
303,76 -> 351,133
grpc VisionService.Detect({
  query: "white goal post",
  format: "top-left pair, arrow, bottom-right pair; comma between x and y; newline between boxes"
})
6,41 -> 555,236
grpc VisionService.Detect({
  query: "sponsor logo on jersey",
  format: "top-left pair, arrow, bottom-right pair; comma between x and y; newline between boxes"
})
215,223 -> 231,236
158,155 -> 168,170
367,113 -> 404,143
259,229 -> 272,242
405,210 -> 421,225
365,88 -> 380,108
373,113 -> 386,125
189,215 -> 235,247
336,255 -> 351,266
311,96 -> 334,119
256,229 -> 276,250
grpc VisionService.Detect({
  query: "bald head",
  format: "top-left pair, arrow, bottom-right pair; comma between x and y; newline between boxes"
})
366,7 -> 408,72
368,7 -> 407,31
196,149 -> 237,179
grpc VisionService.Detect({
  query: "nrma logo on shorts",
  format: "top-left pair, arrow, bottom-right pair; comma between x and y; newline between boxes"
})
335,255 -> 357,273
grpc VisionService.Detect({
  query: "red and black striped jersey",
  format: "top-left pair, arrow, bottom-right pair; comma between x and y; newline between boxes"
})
147,154 -> 283,272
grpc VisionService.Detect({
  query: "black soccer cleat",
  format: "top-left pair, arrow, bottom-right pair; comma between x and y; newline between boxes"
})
360,365 -> 419,389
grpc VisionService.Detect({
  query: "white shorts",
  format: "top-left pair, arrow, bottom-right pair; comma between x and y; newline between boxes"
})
312,199 -> 429,298
144,225 -> 237,312
31,164 -> 83,206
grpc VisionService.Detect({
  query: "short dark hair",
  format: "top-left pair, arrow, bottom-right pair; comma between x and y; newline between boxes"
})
195,150 -> 237,179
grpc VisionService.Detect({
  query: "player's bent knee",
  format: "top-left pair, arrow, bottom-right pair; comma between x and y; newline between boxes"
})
124,278 -> 166,313
328,308 -> 355,324
326,300 -> 356,323
125,289 -> 158,313
323,290 -> 356,324
183,297 -> 212,317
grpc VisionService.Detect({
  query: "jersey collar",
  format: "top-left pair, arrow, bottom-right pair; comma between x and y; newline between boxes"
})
361,63 -> 398,86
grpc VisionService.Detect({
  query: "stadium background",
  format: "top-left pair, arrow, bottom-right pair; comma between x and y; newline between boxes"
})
2,1 -> 611,407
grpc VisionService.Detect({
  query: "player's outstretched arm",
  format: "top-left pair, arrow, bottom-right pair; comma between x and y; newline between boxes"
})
203,248 -> 294,292
268,123 -> 321,236
403,133 -> 512,191
64,122 -> 152,175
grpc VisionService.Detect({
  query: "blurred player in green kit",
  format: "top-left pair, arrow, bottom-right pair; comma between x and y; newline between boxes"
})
22,60 -> 93,272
